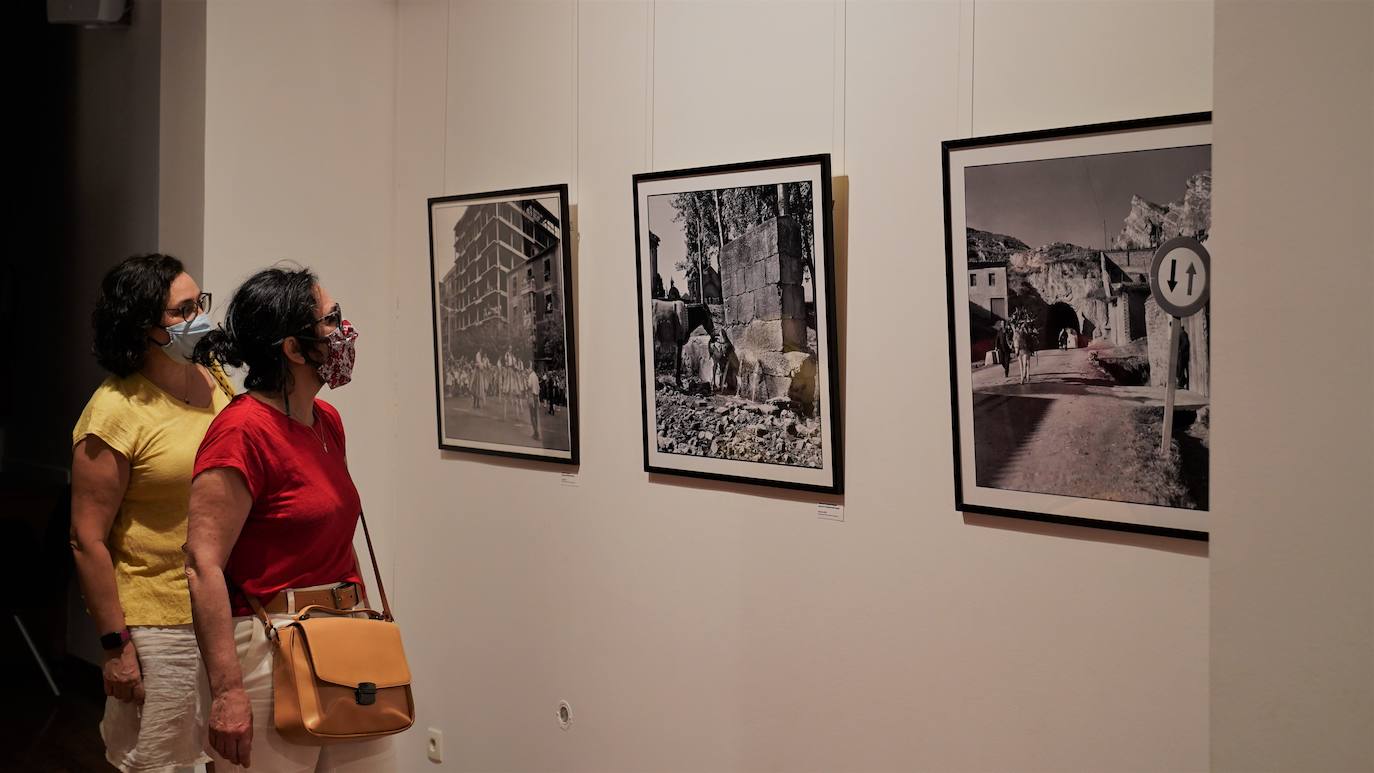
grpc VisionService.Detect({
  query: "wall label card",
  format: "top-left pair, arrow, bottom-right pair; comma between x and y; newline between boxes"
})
817,503 -> 844,521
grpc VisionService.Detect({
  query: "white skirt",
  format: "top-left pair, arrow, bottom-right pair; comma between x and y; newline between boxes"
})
100,625 -> 212,773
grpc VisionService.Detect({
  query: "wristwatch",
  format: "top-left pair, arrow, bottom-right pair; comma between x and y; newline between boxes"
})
100,628 -> 132,651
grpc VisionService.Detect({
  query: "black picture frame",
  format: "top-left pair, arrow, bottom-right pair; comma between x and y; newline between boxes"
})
427,184 -> 579,465
942,113 -> 1212,540
632,154 -> 843,495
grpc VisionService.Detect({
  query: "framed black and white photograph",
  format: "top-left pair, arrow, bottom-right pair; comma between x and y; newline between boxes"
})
633,155 -> 843,494
943,113 -> 1211,539
428,185 -> 578,464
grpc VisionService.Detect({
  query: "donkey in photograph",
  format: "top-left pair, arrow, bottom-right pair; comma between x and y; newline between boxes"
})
707,327 -> 736,393
1012,323 -> 1034,385
651,299 -> 717,390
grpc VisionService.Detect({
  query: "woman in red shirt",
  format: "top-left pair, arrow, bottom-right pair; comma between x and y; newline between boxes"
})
184,265 -> 390,771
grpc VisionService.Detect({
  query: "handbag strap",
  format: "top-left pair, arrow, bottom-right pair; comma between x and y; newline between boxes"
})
357,511 -> 394,622
208,359 -> 237,401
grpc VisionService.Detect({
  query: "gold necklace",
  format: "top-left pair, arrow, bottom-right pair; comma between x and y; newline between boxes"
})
260,392 -> 328,452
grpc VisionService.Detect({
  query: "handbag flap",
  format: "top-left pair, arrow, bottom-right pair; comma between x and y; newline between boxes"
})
293,617 -> 412,689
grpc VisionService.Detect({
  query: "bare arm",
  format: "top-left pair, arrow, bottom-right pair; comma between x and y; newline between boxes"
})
186,467 -> 252,695
69,436 -> 130,637
186,467 -> 254,766
70,437 -> 147,703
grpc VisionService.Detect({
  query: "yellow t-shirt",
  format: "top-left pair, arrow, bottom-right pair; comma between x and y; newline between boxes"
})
72,366 -> 233,626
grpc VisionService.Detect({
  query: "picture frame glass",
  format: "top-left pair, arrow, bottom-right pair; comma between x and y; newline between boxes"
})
429,186 -> 578,463
945,117 -> 1211,537
634,156 -> 842,493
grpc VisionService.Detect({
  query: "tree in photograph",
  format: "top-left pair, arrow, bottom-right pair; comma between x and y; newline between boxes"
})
667,182 -> 816,294
534,312 -> 565,366
452,318 -> 521,363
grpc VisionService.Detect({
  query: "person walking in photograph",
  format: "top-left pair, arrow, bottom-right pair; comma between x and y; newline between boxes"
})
525,360 -> 542,440
1013,321 -> 1034,385
473,349 -> 487,410
994,321 -> 1013,379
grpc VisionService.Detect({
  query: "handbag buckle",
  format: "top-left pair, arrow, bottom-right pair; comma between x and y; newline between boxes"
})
331,583 -> 354,610
355,682 -> 377,706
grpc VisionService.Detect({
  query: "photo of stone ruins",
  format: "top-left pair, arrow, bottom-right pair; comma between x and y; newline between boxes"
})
645,181 -> 826,469
964,145 -> 1210,510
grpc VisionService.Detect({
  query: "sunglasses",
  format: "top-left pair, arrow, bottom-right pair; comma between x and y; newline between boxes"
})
274,304 -> 343,346
313,304 -> 343,329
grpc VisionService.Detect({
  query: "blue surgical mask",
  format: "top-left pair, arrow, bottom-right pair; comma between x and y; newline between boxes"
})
157,314 -> 213,363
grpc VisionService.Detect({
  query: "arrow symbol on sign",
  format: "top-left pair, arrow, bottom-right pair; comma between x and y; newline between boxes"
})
1167,259 -> 1178,291
1186,263 -> 1197,295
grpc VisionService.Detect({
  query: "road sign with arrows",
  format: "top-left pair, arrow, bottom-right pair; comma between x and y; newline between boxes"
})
1150,236 -> 1211,318
1149,237 -> 1211,456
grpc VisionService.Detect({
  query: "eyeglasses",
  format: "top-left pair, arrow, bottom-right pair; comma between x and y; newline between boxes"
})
166,292 -> 212,322
313,304 -> 342,329
273,304 -> 344,346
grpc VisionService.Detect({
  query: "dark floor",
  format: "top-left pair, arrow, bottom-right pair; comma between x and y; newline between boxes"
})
1,635 -> 117,773
1,477 -> 112,771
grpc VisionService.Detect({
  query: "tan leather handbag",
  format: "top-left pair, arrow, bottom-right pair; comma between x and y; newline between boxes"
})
250,512 -> 415,744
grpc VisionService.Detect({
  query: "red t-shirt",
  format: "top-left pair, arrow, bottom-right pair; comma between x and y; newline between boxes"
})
194,395 -> 363,616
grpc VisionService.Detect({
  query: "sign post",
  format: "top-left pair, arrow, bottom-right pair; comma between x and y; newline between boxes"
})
1161,316 -> 1182,455
1149,237 -> 1211,457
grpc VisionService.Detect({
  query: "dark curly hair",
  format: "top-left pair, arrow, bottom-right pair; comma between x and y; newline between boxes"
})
193,264 -> 322,393
91,254 -> 186,377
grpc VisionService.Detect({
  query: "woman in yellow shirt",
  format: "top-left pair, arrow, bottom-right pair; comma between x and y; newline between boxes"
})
70,254 -> 233,773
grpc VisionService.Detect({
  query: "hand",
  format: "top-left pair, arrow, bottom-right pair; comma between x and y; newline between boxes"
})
102,639 -> 144,704
209,687 -> 253,767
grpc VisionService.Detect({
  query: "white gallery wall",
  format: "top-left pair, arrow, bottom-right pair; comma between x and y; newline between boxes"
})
192,1 -> 1374,771
1209,1 -> 1373,770
202,0 -> 400,574
389,1 -> 1211,771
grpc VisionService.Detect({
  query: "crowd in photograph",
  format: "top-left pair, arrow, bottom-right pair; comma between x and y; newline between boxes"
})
443,351 -> 568,416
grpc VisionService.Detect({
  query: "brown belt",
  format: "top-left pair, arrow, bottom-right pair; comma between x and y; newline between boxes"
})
261,582 -> 361,614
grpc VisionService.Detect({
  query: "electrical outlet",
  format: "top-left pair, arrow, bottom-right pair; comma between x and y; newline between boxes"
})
426,727 -> 444,763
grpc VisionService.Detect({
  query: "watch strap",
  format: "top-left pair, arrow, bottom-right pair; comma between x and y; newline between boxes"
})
100,627 -> 131,651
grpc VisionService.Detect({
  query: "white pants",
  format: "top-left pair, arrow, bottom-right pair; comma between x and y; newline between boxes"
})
208,592 -> 396,772
101,625 -> 212,773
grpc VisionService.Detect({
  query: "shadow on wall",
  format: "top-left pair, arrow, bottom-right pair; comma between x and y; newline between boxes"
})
963,511 -> 1209,557
7,2 -> 164,474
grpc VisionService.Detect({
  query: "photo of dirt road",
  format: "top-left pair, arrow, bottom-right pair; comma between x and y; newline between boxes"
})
962,143 -> 1211,510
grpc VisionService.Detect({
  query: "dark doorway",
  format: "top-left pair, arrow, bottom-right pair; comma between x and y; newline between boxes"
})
1045,301 -> 1080,348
